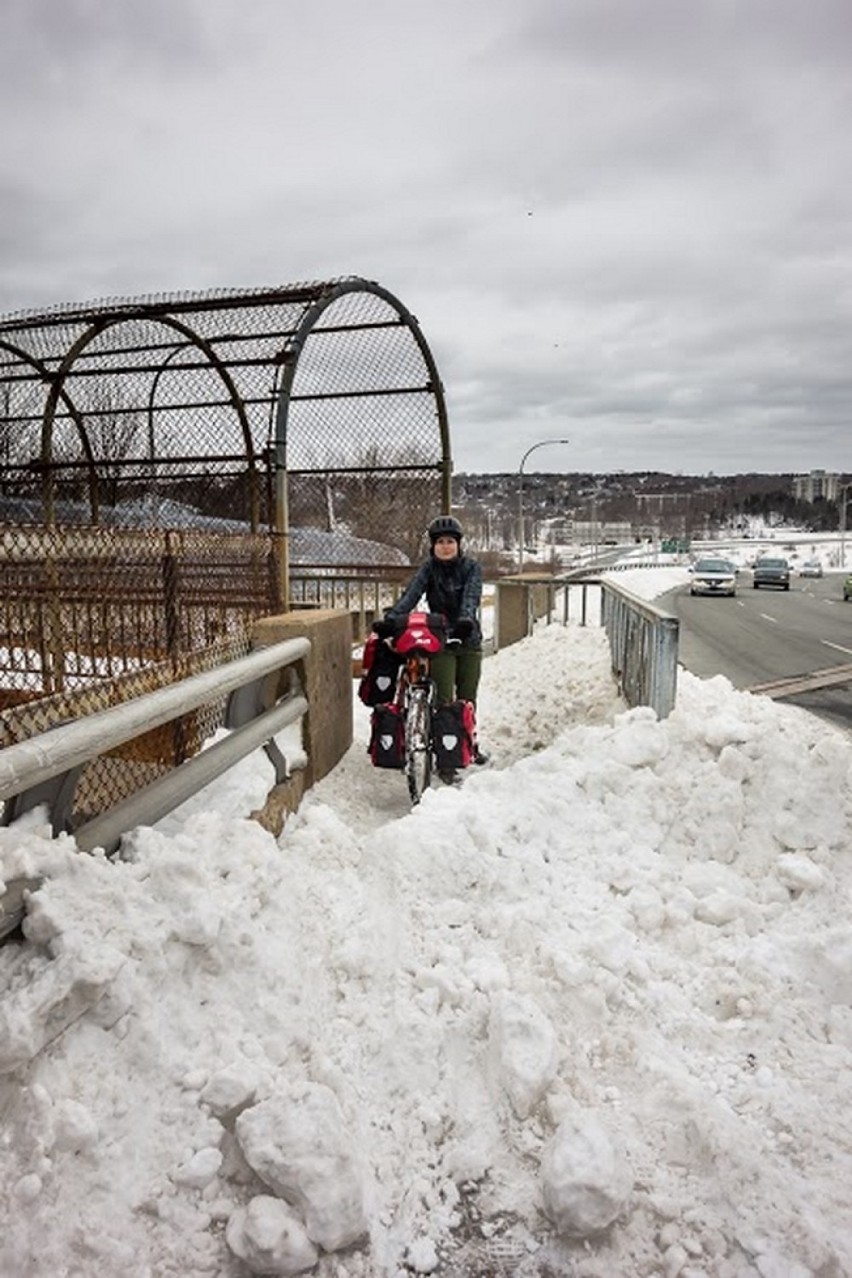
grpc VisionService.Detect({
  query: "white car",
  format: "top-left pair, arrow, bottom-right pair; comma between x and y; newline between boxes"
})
689,557 -> 737,597
800,560 -> 823,578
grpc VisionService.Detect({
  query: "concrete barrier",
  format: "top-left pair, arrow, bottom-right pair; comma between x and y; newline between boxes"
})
250,608 -> 353,834
495,575 -> 555,650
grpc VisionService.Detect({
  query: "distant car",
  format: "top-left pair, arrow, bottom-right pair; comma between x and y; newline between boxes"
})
753,558 -> 791,590
800,560 -> 823,578
844,575 -> 852,601
689,557 -> 737,597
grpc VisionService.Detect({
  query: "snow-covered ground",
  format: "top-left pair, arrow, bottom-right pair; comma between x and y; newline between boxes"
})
2,585 -> 852,1275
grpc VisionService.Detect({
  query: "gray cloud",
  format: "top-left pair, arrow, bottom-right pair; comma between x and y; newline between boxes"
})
1,0 -> 850,476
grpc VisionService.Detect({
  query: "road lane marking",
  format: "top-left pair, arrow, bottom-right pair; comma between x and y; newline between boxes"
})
822,640 -> 852,656
759,613 -> 778,624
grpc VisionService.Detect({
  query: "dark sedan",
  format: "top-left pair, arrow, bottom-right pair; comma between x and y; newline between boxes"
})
753,557 -> 791,590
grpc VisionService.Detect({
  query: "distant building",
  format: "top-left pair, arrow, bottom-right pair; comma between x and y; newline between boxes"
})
793,470 -> 840,503
545,518 -> 633,545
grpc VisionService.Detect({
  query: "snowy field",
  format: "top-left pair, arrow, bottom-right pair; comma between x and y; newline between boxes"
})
2,593 -> 852,1276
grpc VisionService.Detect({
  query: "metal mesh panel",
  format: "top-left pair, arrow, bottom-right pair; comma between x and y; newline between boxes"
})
0,277 -> 448,544
0,525 -> 274,704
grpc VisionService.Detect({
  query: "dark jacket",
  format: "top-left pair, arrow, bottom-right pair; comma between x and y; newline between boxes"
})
386,554 -> 483,648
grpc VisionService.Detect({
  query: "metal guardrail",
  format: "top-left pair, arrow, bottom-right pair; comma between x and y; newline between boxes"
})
0,636 -> 311,938
500,573 -> 679,719
599,579 -> 679,718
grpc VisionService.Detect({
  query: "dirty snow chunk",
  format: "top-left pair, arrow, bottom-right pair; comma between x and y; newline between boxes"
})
0,948 -> 125,1075
226,1195 -> 318,1276
51,1099 -> 98,1154
700,711 -> 751,749
541,1110 -> 632,1237
775,854 -> 825,893
200,1063 -> 261,1118
693,890 -> 744,926
171,1146 -> 223,1189
234,1083 -> 367,1251
405,1236 -> 440,1273
489,990 -> 558,1118
612,711 -> 669,767
13,1173 -> 43,1203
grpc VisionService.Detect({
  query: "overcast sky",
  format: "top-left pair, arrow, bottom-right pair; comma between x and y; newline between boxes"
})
2,0 -> 851,475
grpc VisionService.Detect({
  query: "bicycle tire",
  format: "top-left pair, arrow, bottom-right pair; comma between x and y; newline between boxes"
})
405,687 -> 433,805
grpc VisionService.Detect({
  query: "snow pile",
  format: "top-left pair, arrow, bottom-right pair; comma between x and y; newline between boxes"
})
1,623 -> 852,1275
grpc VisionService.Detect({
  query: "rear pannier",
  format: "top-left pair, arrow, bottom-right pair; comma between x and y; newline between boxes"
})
368,703 -> 406,768
431,700 -> 476,770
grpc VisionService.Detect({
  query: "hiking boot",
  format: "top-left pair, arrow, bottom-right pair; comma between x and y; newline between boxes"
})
472,746 -> 489,765
438,768 -> 458,785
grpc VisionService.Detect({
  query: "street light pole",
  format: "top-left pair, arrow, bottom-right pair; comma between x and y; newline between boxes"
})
840,483 -> 851,568
518,438 -> 570,572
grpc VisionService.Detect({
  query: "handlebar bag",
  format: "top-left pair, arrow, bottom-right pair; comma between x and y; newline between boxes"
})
392,611 -> 447,655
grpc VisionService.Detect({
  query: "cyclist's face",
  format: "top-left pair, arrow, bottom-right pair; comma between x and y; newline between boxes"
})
433,535 -> 459,560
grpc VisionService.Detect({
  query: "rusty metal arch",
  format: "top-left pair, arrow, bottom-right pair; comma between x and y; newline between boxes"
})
38,313 -> 259,527
0,275 -> 451,582
272,277 -> 451,604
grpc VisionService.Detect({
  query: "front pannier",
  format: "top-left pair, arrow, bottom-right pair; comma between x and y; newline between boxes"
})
359,638 -> 402,706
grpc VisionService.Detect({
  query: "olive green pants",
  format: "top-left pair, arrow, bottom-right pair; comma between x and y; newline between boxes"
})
430,647 -> 482,706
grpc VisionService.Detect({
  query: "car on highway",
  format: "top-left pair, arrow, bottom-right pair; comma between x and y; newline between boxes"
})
689,557 -> 737,597
800,560 -> 823,578
753,557 -> 791,590
844,575 -> 852,602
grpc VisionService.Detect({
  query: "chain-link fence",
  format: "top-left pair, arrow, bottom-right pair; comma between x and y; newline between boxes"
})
0,277 -> 450,825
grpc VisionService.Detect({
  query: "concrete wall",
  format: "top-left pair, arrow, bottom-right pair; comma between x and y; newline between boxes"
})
250,608 -> 353,833
495,576 -> 554,650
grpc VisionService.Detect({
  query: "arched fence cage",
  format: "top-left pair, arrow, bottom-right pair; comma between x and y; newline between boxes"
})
0,277 -> 450,813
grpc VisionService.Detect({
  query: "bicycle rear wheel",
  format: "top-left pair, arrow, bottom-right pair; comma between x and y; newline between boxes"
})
405,688 -> 433,805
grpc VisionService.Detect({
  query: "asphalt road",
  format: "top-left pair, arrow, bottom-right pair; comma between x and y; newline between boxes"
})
661,571 -> 852,731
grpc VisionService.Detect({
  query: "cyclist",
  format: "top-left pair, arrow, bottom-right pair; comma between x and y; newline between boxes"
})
373,514 -> 488,776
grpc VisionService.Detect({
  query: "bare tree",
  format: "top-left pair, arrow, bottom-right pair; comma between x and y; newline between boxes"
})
331,443 -> 442,563
0,379 -> 42,501
79,383 -> 145,508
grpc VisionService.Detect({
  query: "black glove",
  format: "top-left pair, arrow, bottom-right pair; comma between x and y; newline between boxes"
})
372,617 -> 396,638
453,617 -> 474,640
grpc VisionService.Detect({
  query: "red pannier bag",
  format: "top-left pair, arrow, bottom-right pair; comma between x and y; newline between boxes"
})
369,703 -> 406,768
431,700 -> 476,770
358,635 -> 402,706
392,611 -> 447,655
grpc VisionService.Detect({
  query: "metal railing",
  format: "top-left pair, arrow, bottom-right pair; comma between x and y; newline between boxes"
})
289,566 -> 412,642
498,573 -> 679,718
0,636 -> 310,938
600,579 -> 679,719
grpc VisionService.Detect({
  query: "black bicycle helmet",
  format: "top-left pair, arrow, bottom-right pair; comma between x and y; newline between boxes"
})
428,515 -> 463,543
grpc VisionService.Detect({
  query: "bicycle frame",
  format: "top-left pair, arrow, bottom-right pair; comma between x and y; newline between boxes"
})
374,610 -> 463,805
397,649 -> 437,804
399,651 -> 434,703
385,613 -> 447,805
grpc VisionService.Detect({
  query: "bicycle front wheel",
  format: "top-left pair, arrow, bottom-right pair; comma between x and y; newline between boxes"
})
405,688 -> 433,805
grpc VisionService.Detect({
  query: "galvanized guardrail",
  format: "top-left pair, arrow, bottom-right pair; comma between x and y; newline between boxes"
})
0,636 -> 310,938
599,578 -> 679,719
497,573 -> 679,719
